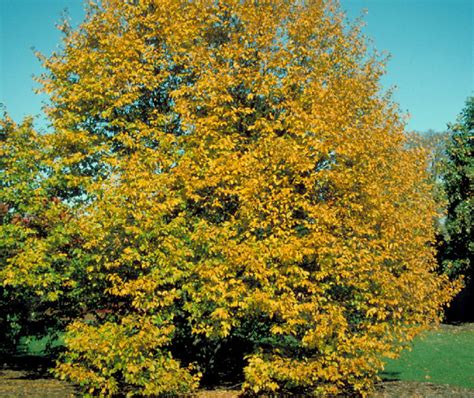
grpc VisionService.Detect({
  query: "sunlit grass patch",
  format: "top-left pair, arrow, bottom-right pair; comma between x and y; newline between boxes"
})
381,324 -> 474,388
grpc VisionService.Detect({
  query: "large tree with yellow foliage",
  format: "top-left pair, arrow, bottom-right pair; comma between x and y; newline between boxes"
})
2,0 -> 458,395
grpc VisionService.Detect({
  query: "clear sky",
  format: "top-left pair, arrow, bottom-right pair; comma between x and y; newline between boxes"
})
0,0 -> 472,132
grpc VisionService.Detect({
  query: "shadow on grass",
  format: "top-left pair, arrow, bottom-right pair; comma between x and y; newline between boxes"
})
379,371 -> 401,382
1,354 -> 55,379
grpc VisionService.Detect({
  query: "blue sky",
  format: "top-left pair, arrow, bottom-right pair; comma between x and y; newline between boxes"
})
0,0 -> 472,132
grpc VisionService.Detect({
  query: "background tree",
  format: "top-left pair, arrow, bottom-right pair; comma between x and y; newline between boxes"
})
0,115 -> 71,354
439,97 -> 473,280
2,0 -> 458,396
438,97 -> 473,321
406,130 -> 450,237
0,115 -> 45,354
0,112 -> 98,358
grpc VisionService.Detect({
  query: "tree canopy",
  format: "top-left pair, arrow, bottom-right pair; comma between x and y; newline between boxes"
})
1,0 -> 458,396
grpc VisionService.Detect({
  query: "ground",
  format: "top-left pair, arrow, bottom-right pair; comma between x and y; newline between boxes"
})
0,369 -> 75,398
1,372 -> 474,398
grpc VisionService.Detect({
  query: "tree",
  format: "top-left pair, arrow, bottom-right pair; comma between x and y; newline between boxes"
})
437,97 -> 473,322
3,0 -> 458,395
0,115 -> 45,353
439,97 -> 473,281
406,130 -> 450,235
0,114 -> 89,355
0,115 -> 59,353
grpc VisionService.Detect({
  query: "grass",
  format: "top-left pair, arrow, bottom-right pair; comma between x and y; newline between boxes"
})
17,333 -> 64,356
381,324 -> 474,388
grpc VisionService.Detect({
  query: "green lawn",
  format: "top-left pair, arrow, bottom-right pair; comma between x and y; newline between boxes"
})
381,325 -> 474,388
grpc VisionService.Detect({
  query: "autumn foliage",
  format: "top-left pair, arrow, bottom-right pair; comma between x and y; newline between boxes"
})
1,0 -> 458,396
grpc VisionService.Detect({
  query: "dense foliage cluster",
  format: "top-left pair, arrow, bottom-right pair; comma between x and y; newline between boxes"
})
0,116 -> 76,352
439,98 -> 473,281
1,0 -> 459,396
